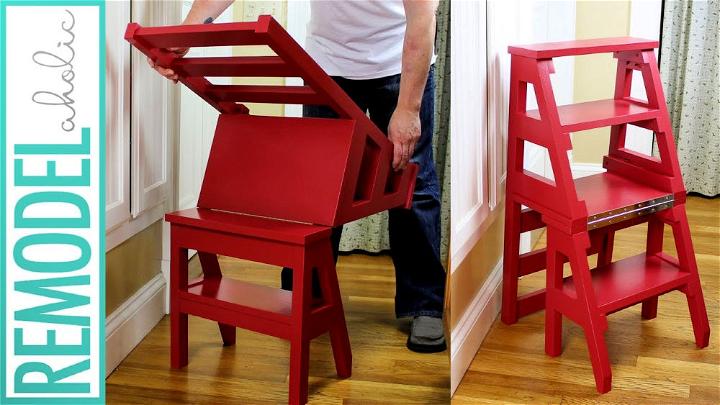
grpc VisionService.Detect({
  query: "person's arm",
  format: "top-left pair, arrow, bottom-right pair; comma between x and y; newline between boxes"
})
148,0 -> 236,82
389,0 -> 438,171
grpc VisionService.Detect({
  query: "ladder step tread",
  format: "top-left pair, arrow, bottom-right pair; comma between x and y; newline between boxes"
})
525,99 -> 659,132
185,276 -> 292,321
576,172 -> 673,229
562,253 -> 688,314
508,36 -> 658,58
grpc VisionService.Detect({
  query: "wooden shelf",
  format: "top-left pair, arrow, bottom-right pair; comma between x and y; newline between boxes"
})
562,253 -> 689,314
526,99 -> 659,132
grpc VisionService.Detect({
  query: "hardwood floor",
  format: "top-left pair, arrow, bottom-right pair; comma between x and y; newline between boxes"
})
453,196 -> 720,404
106,254 -> 450,404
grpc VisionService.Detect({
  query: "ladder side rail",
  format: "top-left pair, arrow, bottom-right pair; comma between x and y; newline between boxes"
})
608,51 -> 670,176
637,50 -> 687,197
603,155 -> 675,191
509,55 -> 587,230
260,17 -> 372,124
126,23 -> 248,114
125,20 -> 263,48
606,51 -> 686,197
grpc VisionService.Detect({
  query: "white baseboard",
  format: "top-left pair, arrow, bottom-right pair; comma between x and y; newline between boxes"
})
571,162 -> 605,178
105,273 -> 167,377
450,259 -> 503,395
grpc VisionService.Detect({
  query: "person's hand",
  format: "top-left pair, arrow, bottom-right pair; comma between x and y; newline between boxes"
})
146,47 -> 189,83
388,107 -> 421,171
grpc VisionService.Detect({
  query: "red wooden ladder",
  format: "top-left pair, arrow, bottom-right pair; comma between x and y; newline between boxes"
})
501,37 -> 711,393
125,16 -> 418,405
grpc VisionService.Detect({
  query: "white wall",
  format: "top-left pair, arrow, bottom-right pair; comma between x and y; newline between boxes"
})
451,0 -> 577,271
450,0 -> 489,272
449,0 -> 577,394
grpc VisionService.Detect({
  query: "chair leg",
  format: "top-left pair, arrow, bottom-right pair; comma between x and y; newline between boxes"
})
641,296 -> 659,320
288,255 -> 312,405
641,217 -> 664,320
545,245 -> 563,357
171,244 -> 189,369
583,321 -> 612,394
669,207 -> 711,348
317,242 -> 352,378
502,200 -> 522,325
686,285 -> 711,348
218,323 -> 236,347
198,252 -> 237,346
596,229 -> 615,267
567,232 -> 612,393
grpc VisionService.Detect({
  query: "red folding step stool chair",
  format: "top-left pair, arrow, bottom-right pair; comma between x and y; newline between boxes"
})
125,16 -> 418,405
501,37 -> 711,393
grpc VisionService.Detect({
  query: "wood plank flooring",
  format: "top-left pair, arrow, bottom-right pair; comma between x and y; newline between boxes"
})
106,254 -> 450,404
452,196 -> 720,404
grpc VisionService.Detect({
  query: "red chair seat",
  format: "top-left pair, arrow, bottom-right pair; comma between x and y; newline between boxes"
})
165,208 -> 332,245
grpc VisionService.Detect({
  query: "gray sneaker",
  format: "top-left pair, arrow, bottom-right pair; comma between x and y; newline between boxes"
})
406,316 -> 447,353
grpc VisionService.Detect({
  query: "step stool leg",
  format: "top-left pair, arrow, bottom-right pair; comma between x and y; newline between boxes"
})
641,217 -> 664,320
545,244 -> 563,357
685,286 -> 710,348
502,200 -> 522,325
170,243 -> 189,368
596,229 -> 615,267
567,233 -> 612,393
641,296 -> 659,320
316,242 -> 352,378
289,254 -> 313,405
583,321 -> 612,394
198,252 -> 236,346
669,207 -> 711,348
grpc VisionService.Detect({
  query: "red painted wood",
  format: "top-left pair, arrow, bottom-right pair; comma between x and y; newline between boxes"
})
165,208 -> 332,245
525,99 -> 659,132
574,172 -> 669,217
198,253 -> 237,346
196,113 -> 355,226
508,36 -> 658,59
562,253 -> 690,314
167,221 -> 352,404
174,56 -> 297,77
207,84 -> 325,104
124,16 -> 419,404
126,15 -> 418,227
186,276 -> 293,319
502,38 -> 710,394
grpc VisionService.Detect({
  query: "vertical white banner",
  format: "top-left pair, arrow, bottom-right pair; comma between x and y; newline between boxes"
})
1,2 -> 105,403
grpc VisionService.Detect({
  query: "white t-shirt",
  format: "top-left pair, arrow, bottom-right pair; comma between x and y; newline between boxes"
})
306,0 -> 429,80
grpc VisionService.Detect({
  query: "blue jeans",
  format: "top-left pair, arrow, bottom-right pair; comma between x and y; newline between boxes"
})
282,66 -> 445,318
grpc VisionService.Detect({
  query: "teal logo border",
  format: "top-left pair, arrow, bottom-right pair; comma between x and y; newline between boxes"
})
0,0 -> 106,403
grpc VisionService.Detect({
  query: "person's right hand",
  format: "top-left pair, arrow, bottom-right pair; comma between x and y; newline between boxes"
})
147,47 -> 189,83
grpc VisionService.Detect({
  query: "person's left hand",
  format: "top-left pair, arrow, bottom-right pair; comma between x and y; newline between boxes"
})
388,107 -> 421,171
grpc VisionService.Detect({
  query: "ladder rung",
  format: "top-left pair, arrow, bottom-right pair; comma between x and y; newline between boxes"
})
526,99 -> 659,132
207,85 -> 325,104
518,249 -> 546,277
174,56 -> 298,77
520,208 -> 544,232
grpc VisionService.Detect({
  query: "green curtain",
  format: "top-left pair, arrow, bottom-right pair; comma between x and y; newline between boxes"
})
659,0 -> 720,196
339,0 -> 451,266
